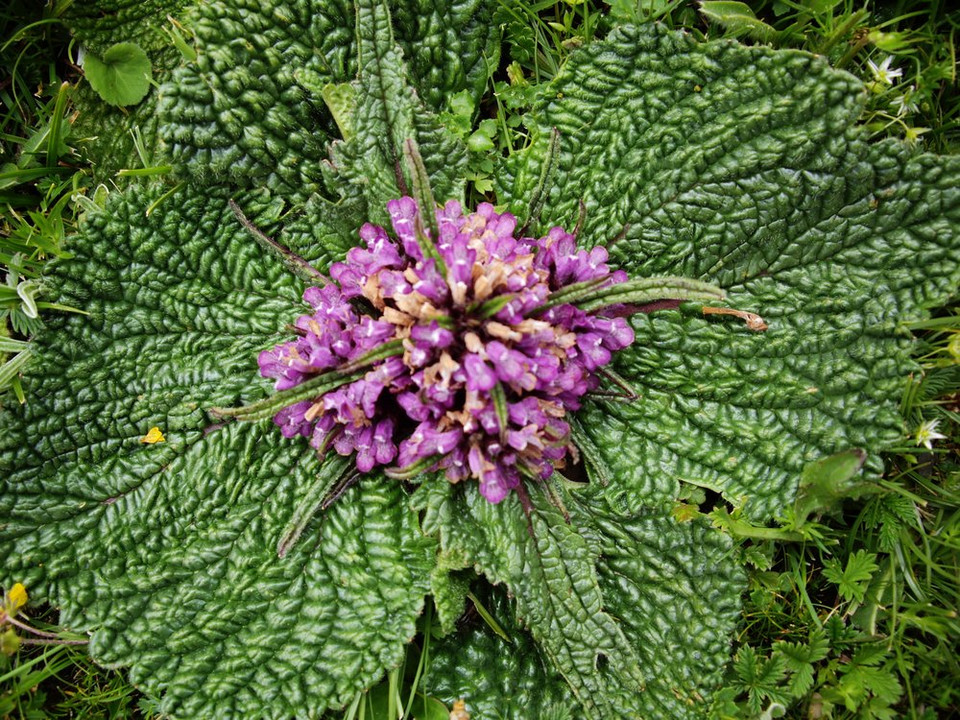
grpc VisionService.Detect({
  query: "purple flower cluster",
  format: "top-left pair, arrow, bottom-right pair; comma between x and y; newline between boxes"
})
258,198 -> 633,503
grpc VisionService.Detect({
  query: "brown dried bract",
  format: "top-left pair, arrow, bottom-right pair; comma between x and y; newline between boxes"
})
702,306 -> 769,331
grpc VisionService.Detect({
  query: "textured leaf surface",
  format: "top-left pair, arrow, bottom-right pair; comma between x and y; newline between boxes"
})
157,0 -> 491,198
324,0 -> 468,221
574,504 -> 744,718
0,184 -> 433,718
390,0 -> 500,109
419,480 -> 646,718
425,499 -> 743,720
426,589 -> 576,719
66,0 -> 193,53
157,0 -> 354,196
501,25 -> 960,518
19,13 -> 960,720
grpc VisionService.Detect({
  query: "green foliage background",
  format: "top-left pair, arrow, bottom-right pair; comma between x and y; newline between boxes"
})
1,1 -> 958,719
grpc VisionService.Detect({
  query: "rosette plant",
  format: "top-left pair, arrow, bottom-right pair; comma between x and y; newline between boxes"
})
2,1 -> 958,719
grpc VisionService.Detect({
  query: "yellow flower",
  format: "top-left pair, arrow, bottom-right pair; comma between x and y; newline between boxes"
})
5,582 -> 27,614
140,427 -> 165,444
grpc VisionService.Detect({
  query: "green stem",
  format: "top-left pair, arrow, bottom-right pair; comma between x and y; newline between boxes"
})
276,455 -> 352,558
711,507 -> 804,542
383,454 -> 439,480
469,293 -> 517,319
210,370 -> 364,422
402,138 -> 447,275
338,338 -> 404,372
573,276 -> 724,313
466,591 -> 512,643
212,340 -> 404,422
537,276 -> 610,312
519,127 -> 561,237
490,382 -> 509,442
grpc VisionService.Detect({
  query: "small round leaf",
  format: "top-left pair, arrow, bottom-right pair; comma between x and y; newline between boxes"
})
83,42 -> 152,107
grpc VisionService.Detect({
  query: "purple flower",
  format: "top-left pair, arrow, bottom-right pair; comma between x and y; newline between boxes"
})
258,197 -> 637,503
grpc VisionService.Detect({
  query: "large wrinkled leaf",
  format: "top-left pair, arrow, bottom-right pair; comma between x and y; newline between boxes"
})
67,0 -> 496,187
323,0 -> 468,221
0,184 -> 434,718
424,497 -> 743,720
425,588 -> 576,719
65,0 -> 194,53
237,0 -> 470,263
390,0 -> 500,109
157,0 -> 356,196
575,503 -> 744,718
418,479 -> 646,718
501,25 -> 960,519
158,0 -> 492,198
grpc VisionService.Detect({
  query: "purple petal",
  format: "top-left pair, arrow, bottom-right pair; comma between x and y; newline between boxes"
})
273,401 -> 314,438
387,196 -> 424,260
462,353 -> 497,392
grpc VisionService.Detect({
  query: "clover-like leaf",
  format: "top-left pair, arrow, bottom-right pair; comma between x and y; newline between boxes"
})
65,1 -> 193,174
501,24 -> 960,519
83,42 -> 153,107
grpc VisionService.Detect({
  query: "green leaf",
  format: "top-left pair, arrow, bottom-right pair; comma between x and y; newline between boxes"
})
325,0 -> 467,219
774,630 -> 829,698
64,1 -> 194,176
841,665 -> 902,707
823,549 -> 880,603
862,493 -> 916,552
573,501 -> 745,718
699,1 -> 778,42
65,0 -> 194,54
731,645 -> 791,714
155,0 -> 494,198
430,547 -> 472,635
792,448 -> 867,526
411,693 -> 453,720
323,82 -> 359,140
0,183 -> 434,718
82,42 -> 153,107
425,588 -> 580,719
501,24 -> 960,519
829,646 -> 903,710
390,0 -> 501,110
418,479 -> 644,717
421,481 -> 744,719
157,0 -> 356,197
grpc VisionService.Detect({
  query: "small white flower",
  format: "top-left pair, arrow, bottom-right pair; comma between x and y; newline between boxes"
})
891,85 -> 918,117
867,56 -> 903,86
915,418 -> 947,450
